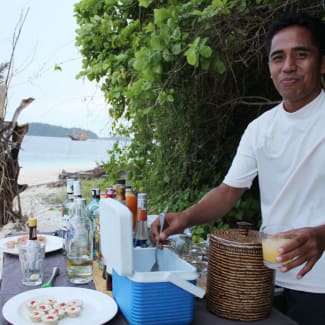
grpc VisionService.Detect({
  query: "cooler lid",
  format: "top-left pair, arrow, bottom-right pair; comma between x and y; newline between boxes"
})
99,198 -> 133,276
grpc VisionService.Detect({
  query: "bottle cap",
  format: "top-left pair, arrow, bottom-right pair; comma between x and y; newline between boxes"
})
137,193 -> 147,199
66,178 -> 75,194
29,217 -> 37,227
91,188 -> 100,198
116,179 -> 126,185
73,180 -> 82,196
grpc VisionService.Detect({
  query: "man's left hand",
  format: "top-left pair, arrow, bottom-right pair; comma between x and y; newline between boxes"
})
276,225 -> 325,279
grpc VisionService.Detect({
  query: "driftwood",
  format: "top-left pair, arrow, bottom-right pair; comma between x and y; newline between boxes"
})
0,123 -> 29,224
0,98 -> 34,225
59,165 -> 106,180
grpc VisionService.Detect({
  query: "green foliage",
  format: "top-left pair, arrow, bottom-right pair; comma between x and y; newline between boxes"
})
74,0 -> 324,241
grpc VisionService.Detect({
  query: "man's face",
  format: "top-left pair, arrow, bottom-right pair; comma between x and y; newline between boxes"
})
269,25 -> 325,112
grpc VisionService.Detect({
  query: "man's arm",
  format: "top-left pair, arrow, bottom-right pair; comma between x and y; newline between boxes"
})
151,183 -> 247,241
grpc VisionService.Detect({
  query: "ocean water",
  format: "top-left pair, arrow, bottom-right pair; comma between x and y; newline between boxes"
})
18,135 -> 127,171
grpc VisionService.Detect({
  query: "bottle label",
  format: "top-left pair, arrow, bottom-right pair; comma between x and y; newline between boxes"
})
137,209 -> 147,221
133,239 -> 148,248
66,226 -> 75,242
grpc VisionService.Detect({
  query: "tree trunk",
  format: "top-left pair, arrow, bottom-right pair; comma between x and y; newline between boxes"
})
0,123 -> 28,225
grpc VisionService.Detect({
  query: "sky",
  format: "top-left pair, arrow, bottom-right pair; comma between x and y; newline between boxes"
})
1,0 -> 111,137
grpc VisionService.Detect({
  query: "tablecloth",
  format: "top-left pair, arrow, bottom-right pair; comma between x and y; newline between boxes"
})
0,242 -> 297,324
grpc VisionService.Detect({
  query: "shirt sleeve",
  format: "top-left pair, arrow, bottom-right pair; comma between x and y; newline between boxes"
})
223,123 -> 258,189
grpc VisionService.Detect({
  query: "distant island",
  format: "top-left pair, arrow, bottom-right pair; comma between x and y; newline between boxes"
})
27,122 -> 98,139
26,122 -> 129,141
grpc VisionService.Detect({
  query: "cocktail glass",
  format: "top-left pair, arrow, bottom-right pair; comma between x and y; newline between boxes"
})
261,224 -> 292,269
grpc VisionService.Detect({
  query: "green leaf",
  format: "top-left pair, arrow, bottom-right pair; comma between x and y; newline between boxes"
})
185,48 -> 198,66
154,8 -> 171,27
199,45 -> 212,58
54,64 -> 62,71
214,57 -> 226,74
171,43 -> 182,55
139,0 -> 151,8
167,94 -> 174,102
150,36 -> 163,51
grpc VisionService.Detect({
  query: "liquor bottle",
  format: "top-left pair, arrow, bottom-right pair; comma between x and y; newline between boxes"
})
87,188 -> 101,264
29,217 -> 38,240
133,193 -> 149,247
125,185 -> 137,232
114,179 -> 126,204
66,198 -> 93,284
60,178 -> 74,253
19,217 -> 44,286
105,187 -> 116,198
72,180 -> 82,199
87,188 -> 100,221
64,180 -> 83,253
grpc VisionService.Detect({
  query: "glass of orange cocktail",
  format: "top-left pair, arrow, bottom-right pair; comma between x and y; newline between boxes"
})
261,224 -> 292,269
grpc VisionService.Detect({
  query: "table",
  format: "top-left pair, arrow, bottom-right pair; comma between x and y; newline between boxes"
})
0,243 -> 297,324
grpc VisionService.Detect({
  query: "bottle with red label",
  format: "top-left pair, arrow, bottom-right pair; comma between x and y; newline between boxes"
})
133,193 -> 149,247
125,185 -> 137,232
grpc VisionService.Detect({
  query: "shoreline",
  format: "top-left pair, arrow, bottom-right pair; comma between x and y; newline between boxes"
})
19,166 -> 82,186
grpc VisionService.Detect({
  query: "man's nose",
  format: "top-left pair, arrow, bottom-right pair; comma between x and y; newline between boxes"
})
282,55 -> 297,72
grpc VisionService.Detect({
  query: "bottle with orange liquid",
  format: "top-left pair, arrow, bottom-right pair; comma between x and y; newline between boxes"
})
125,185 -> 137,232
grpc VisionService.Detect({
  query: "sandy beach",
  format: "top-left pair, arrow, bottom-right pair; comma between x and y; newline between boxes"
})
0,168 -> 66,277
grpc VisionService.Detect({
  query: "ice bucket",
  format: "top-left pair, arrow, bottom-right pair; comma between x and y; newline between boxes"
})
100,198 -> 205,325
206,228 -> 274,321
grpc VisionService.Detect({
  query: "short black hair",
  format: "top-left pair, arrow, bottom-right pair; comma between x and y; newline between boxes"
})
265,12 -> 325,58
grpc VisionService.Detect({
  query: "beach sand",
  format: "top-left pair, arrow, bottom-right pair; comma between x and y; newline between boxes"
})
0,168 -> 67,277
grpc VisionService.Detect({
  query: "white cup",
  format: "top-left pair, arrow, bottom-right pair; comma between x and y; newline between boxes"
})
18,241 -> 45,286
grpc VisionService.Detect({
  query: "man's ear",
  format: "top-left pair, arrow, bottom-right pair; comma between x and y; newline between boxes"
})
321,55 -> 325,74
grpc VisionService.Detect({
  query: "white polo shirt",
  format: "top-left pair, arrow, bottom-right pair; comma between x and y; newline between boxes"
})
223,90 -> 325,293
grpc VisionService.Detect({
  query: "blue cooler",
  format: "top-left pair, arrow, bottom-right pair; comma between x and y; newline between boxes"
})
100,198 -> 205,325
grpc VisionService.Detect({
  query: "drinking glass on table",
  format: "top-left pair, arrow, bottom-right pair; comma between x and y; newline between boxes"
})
261,224 -> 293,269
18,241 -> 46,286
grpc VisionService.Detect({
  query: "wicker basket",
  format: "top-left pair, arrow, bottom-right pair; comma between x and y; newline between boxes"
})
206,228 -> 274,321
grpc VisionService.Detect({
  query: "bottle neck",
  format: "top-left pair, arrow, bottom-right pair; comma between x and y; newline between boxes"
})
29,225 -> 37,240
67,192 -> 74,199
73,198 -> 87,220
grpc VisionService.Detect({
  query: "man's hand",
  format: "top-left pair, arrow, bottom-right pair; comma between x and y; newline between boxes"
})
276,226 -> 325,279
150,212 -> 188,245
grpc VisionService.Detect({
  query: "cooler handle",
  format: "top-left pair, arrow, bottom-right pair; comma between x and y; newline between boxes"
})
166,273 -> 205,298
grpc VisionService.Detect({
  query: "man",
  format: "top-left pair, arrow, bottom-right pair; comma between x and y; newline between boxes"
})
151,12 -> 325,324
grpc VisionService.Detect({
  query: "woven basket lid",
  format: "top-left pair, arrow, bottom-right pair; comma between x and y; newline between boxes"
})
210,228 -> 261,248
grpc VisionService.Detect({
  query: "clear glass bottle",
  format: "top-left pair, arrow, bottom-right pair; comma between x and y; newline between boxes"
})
60,178 -> 74,253
72,180 -> 82,199
87,188 -> 101,263
19,217 -> 44,286
64,180 -> 83,253
66,198 -> 93,284
87,188 -> 100,221
133,193 -> 149,247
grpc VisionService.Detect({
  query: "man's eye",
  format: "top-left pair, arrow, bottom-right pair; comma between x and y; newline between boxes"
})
271,55 -> 283,62
296,52 -> 307,59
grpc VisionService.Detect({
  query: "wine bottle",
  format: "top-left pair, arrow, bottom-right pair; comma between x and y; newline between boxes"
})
133,193 -> 149,247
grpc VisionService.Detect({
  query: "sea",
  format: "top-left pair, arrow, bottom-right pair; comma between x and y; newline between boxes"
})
18,135 -> 129,184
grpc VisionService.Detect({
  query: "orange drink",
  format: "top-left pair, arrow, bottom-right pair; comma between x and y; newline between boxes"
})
261,224 -> 292,269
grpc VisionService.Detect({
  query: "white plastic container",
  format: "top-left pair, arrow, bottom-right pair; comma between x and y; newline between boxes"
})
100,198 -> 205,325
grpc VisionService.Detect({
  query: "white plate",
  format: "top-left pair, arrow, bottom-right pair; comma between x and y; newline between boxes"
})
0,235 -> 63,255
2,287 -> 118,325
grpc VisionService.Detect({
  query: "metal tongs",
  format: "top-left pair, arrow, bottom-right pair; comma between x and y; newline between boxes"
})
150,213 -> 165,272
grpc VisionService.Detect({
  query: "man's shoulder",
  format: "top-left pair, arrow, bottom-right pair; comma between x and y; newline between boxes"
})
248,103 -> 281,128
